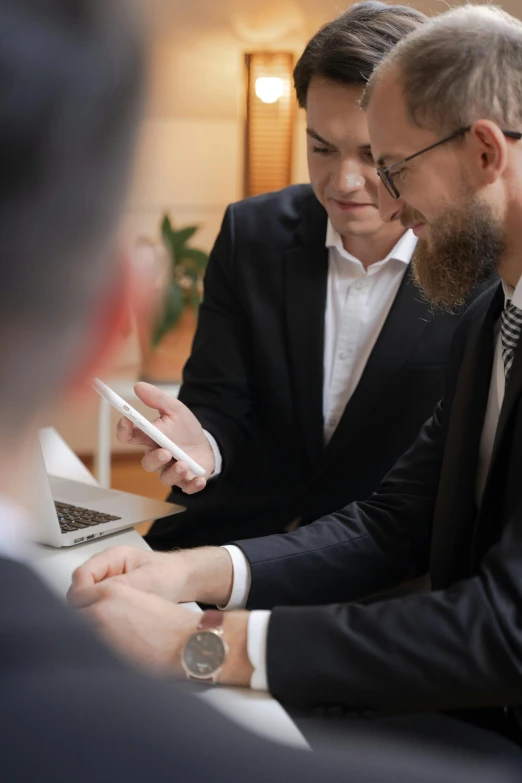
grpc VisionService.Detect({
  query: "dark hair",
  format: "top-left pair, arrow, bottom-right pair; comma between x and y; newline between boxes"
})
293,1 -> 426,108
0,0 -> 145,428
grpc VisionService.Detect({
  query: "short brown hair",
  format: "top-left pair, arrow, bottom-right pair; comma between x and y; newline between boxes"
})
362,5 -> 522,135
293,1 -> 426,108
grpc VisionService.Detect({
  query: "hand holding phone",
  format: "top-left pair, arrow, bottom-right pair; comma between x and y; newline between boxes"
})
92,379 -> 206,478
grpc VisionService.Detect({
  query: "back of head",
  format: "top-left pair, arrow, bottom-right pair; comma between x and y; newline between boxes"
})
363,4 -> 522,134
0,0 -> 145,432
293,0 -> 427,107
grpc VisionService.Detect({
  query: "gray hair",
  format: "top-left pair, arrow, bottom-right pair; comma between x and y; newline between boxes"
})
361,5 -> 522,135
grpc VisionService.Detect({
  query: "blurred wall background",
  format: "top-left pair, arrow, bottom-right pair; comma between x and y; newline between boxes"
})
124,0 -> 329,253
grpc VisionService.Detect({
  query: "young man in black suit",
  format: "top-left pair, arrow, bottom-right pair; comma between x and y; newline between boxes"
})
4,1 -> 512,781
71,2 -> 522,762
120,2 -> 477,551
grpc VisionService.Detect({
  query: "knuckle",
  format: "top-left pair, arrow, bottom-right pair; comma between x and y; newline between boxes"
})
101,582 -> 123,601
141,455 -> 154,473
183,481 -> 197,495
160,465 -> 178,484
152,415 -> 168,433
99,584 -> 114,600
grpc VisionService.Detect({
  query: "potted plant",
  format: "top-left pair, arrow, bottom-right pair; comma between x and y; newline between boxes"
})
140,215 -> 209,382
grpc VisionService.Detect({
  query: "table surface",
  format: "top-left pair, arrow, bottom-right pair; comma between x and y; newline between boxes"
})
31,428 -> 308,750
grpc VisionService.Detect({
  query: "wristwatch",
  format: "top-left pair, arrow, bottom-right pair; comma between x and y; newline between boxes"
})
181,610 -> 228,683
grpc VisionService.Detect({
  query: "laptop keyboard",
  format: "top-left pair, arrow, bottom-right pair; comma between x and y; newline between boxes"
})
55,501 -> 121,534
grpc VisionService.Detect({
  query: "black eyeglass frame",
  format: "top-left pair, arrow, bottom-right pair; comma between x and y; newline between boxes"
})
377,126 -> 522,199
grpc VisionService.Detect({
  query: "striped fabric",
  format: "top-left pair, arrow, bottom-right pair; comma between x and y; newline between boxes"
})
501,300 -> 522,382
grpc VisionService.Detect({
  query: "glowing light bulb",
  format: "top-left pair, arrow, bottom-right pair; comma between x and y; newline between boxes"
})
255,77 -> 284,104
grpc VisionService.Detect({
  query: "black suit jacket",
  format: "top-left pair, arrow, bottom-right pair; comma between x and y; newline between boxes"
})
147,185 -> 468,550
2,556 -> 511,783
236,281 -> 522,735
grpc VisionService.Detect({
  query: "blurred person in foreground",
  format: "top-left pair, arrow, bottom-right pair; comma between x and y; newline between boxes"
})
70,3 -> 522,762
121,1 -> 482,552
1,0 -> 514,782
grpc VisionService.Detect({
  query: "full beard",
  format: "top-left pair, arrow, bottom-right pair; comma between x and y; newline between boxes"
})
410,197 -> 502,311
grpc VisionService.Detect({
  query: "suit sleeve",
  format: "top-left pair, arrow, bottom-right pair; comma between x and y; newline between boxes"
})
265,508 -> 522,714
177,205 -> 254,475
235,401 -> 446,609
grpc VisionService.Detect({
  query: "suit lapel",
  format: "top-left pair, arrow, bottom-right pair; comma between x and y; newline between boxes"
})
284,199 -> 328,466
311,267 -> 432,481
471,315 -> 522,566
430,284 -> 503,587
483,327 -> 522,482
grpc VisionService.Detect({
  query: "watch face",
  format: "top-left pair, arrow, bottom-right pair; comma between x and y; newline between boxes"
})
182,630 -> 226,679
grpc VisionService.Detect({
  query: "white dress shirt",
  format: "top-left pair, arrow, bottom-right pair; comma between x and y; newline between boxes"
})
207,222 -> 416,465
322,222 -> 415,442
202,429 -> 222,476
223,275 -> 518,694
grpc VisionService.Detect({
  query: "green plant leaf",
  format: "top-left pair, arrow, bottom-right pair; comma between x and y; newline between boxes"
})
174,226 -> 198,245
161,214 -> 172,234
171,230 -> 199,267
159,216 -> 208,288
161,215 -> 176,262
182,247 -> 209,270
152,282 -> 184,346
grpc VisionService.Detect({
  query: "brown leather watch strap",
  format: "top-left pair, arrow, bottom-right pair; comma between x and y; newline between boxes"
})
198,610 -> 224,631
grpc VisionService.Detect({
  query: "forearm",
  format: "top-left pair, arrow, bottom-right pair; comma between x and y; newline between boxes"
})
178,546 -> 235,607
266,567 -> 522,713
202,429 -> 222,477
237,407 -> 445,609
219,611 -> 252,686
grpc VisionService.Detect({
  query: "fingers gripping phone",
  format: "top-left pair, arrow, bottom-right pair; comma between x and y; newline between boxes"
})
92,378 -> 206,478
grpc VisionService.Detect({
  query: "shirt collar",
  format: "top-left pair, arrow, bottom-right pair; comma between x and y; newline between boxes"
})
325,219 -> 417,268
501,276 -> 522,311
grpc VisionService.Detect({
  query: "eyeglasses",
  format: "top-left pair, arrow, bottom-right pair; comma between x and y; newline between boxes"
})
377,126 -> 522,200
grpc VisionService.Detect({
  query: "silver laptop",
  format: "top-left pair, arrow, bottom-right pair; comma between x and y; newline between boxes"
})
33,442 -> 183,548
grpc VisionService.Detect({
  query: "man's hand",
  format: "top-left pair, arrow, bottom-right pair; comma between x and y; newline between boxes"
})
68,546 -> 191,602
68,545 -> 235,608
71,581 -> 200,675
117,382 -> 214,494
70,582 -> 253,686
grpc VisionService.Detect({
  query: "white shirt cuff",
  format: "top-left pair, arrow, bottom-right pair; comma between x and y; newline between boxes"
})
219,546 -> 270,692
247,611 -> 271,691
220,545 -> 251,609
202,429 -> 222,477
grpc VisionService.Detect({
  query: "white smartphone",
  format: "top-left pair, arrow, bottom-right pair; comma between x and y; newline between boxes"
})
92,378 -> 206,478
